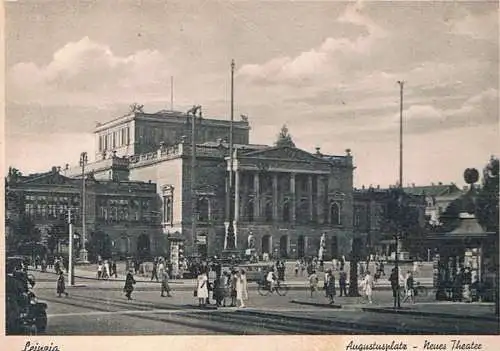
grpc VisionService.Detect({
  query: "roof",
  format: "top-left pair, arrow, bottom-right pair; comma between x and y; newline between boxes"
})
426,213 -> 495,241
199,141 -> 269,150
402,184 -> 462,197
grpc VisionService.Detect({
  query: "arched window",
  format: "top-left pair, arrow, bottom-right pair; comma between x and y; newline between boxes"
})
283,201 -> 290,222
330,202 -> 341,225
197,197 -> 210,222
246,199 -> 254,222
265,201 -> 273,222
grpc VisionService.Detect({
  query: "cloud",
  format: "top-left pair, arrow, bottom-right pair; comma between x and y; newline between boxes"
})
237,2 -> 383,85
8,37 -> 173,105
450,10 -> 498,42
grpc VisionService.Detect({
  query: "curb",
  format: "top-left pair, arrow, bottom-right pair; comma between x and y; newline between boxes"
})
361,307 -> 500,322
290,300 -> 342,309
234,309 -> 441,334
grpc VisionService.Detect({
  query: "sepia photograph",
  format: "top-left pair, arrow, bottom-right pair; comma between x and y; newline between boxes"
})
3,0 -> 499,340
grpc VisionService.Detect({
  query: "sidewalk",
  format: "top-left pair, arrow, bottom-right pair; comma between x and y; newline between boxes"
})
361,301 -> 499,322
31,265 -> 433,292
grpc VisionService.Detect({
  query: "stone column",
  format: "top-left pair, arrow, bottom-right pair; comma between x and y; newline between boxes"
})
253,172 -> 260,220
290,173 -> 296,223
272,173 -> 279,221
308,175 -> 313,221
235,169 -> 240,223
316,176 -> 323,223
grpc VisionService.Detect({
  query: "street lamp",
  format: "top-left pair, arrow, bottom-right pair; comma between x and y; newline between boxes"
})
225,59 -> 236,251
79,152 -> 89,263
395,80 -> 405,309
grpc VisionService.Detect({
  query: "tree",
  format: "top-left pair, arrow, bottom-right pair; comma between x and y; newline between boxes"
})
348,237 -> 363,296
275,125 -> 296,148
476,156 -> 499,233
436,197 -> 463,233
6,214 -> 42,255
46,220 -> 68,255
380,188 -> 426,259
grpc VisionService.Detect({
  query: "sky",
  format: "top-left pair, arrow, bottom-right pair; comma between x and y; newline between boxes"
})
4,0 -> 499,188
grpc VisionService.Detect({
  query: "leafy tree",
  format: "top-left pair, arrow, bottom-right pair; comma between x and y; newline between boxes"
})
436,197 -> 463,233
46,219 -> 68,255
6,214 -> 42,253
476,156 -> 499,233
380,188 -> 426,259
348,238 -> 363,296
275,125 -> 296,148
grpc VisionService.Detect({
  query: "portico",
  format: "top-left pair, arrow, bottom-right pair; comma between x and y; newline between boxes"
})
223,146 -> 354,260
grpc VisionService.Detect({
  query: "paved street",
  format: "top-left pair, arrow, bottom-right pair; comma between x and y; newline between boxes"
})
30,270 -> 499,335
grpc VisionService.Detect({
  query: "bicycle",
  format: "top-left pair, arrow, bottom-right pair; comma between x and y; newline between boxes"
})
257,280 -> 289,296
399,282 -> 429,302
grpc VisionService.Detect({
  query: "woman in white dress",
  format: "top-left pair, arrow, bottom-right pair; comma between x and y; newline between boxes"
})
196,270 -> 209,308
236,269 -> 248,308
362,271 -> 374,304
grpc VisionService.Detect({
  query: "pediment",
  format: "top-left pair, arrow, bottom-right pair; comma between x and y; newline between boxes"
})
22,172 -> 73,185
240,146 -> 324,164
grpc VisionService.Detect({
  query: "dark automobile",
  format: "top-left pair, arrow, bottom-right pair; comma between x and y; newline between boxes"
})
6,257 -> 48,335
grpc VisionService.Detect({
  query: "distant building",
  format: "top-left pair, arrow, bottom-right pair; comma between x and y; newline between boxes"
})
353,186 -> 427,259
5,167 -> 162,260
402,183 -> 464,226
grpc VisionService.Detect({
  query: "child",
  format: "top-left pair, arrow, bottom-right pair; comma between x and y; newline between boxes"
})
57,271 -> 68,297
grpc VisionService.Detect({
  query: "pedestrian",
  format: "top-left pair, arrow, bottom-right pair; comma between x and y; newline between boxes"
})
389,267 -> 399,307
151,259 -> 159,281
236,269 -> 248,308
104,260 -> 110,279
295,260 -> 300,277
308,270 -> 319,298
213,273 -> 226,307
325,269 -> 336,304
161,269 -> 172,297
361,271 -> 374,304
338,269 -> 348,297
97,261 -> 103,279
124,270 -> 136,300
56,271 -> 68,297
230,270 -> 238,307
403,271 -> 415,304
196,270 -> 209,308
111,261 -> 118,278
54,259 -> 60,275
41,258 -> 47,273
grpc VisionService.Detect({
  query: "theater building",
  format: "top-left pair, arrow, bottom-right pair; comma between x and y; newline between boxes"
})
61,108 -> 355,262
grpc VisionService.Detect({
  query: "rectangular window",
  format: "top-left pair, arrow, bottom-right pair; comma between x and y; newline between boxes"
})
121,128 -> 126,146
164,196 -> 173,224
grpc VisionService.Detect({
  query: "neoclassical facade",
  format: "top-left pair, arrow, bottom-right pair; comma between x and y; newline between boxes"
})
59,108 -> 356,262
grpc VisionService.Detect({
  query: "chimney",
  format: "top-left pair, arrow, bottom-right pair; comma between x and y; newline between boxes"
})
412,183 -> 415,187
377,185 -> 380,189
315,147 -> 321,155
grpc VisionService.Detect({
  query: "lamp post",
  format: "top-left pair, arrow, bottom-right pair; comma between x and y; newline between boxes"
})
395,80 -> 405,309
79,152 -> 89,263
225,59 -> 236,251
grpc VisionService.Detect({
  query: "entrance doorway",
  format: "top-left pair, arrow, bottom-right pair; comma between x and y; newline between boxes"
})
297,235 -> 306,258
137,234 -> 151,259
279,235 -> 289,258
262,235 -> 272,254
330,236 -> 338,260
